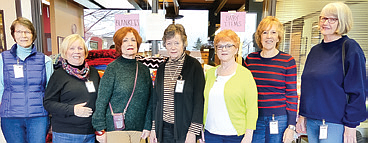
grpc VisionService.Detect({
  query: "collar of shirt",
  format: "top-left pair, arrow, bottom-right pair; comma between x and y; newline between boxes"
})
168,52 -> 186,64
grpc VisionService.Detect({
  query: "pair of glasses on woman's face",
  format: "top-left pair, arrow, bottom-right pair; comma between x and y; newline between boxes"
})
15,30 -> 32,35
319,16 -> 338,24
216,44 -> 234,50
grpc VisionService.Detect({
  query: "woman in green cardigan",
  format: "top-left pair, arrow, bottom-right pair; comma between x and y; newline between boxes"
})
92,27 -> 152,143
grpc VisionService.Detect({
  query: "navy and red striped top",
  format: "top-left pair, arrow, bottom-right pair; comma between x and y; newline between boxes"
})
244,51 -> 297,125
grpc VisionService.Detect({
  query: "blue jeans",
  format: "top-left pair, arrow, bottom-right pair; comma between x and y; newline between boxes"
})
204,130 -> 244,143
306,118 -> 344,143
53,132 -> 95,143
252,115 -> 288,143
1,116 -> 49,143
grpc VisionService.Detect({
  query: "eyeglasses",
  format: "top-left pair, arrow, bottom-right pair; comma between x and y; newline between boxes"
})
319,16 -> 338,24
15,30 -> 32,35
165,42 -> 181,48
216,44 -> 234,50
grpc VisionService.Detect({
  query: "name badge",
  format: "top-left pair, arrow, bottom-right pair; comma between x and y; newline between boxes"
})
319,124 -> 328,139
175,80 -> 185,93
13,65 -> 24,78
270,120 -> 279,134
85,81 -> 96,93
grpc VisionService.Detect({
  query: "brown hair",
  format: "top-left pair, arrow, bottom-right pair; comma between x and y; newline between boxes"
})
113,27 -> 142,56
162,24 -> 188,48
10,17 -> 37,42
255,16 -> 284,50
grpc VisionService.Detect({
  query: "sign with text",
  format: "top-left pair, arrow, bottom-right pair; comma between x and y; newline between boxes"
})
115,14 -> 139,32
220,12 -> 246,32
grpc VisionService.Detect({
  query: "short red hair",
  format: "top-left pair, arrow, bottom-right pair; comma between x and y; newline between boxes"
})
113,27 -> 142,56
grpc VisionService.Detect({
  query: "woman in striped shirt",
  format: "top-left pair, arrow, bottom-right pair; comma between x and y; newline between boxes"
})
243,16 -> 298,143
150,24 -> 205,143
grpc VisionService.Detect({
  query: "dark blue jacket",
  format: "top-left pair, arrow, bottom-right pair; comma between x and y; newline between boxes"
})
0,44 -> 48,117
300,36 -> 366,128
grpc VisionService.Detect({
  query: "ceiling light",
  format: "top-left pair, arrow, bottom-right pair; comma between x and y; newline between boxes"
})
42,0 -> 50,5
94,0 -> 135,9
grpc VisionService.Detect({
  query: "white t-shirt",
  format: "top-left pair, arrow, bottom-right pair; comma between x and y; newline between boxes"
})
205,70 -> 238,135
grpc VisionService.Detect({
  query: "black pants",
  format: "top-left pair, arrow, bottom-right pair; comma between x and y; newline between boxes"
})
161,121 -> 184,143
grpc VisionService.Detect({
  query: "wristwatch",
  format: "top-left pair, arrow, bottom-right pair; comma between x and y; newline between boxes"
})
288,125 -> 296,131
95,130 -> 105,136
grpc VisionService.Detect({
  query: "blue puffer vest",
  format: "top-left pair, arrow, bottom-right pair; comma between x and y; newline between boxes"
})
0,44 -> 48,117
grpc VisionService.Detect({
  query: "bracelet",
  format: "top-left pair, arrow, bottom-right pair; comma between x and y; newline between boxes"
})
288,125 -> 296,131
95,130 -> 105,136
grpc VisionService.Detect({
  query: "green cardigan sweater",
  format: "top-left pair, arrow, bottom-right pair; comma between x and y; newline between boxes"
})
203,64 -> 258,135
92,56 -> 153,131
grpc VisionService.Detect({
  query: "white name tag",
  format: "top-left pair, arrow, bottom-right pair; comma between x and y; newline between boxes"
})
85,81 -> 96,93
319,125 -> 328,139
269,120 -> 279,134
13,65 -> 24,78
175,80 -> 185,93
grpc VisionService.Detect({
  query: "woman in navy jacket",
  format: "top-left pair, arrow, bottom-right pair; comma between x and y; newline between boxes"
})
296,2 -> 366,143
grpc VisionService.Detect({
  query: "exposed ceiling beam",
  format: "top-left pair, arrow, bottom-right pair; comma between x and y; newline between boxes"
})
214,0 -> 227,16
128,0 -> 142,10
173,0 -> 179,15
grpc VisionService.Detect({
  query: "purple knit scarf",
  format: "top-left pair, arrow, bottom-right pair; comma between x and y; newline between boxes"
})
62,59 -> 90,81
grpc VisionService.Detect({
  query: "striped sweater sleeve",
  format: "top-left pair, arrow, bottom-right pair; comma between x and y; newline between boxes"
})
284,55 -> 298,125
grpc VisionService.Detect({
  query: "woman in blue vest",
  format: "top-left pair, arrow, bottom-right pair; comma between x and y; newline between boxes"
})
0,17 -> 54,143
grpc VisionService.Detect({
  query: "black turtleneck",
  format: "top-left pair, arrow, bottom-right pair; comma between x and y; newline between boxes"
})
66,60 -> 85,70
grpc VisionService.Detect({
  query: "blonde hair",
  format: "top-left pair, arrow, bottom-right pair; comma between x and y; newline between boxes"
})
60,34 -> 88,59
255,16 -> 284,50
320,2 -> 353,35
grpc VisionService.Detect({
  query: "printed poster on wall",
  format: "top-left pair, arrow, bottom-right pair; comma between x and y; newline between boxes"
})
220,12 -> 246,32
115,14 -> 139,32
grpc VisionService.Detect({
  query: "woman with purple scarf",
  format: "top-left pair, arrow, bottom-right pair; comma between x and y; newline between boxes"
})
44,34 -> 100,143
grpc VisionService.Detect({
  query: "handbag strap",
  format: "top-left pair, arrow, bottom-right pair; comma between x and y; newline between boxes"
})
342,39 -> 348,76
342,39 -> 349,103
109,63 -> 139,115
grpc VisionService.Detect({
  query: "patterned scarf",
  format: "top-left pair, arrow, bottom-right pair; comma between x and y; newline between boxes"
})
62,59 -> 90,81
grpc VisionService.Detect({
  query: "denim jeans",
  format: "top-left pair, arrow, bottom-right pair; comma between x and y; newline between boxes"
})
306,118 -> 344,143
1,116 -> 49,143
252,115 -> 288,143
204,130 -> 244,143
53,132 -> 95,143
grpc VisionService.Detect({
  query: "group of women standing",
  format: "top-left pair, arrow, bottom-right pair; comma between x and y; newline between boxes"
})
0,1 -> 366,143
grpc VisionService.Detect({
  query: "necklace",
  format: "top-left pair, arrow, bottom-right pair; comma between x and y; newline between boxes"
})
170,66 -> 180,80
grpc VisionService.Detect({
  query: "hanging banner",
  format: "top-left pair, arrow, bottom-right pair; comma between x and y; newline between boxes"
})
220,12 -> 246,32
115,14 -> 139,32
